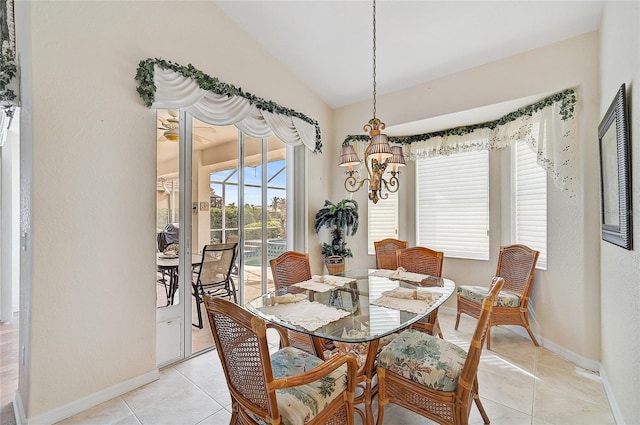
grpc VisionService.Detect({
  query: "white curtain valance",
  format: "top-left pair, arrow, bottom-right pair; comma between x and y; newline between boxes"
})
0,109 -> 11,147
345,89 -> 578,193
135,59 -> 322,152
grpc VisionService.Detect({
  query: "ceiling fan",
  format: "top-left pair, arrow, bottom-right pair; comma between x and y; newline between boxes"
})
157,110 -> 217,144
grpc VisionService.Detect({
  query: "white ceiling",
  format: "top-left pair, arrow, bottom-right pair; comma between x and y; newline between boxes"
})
214,0 -> 604,109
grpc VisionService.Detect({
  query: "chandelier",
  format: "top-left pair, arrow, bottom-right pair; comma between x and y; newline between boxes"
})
339,0 -> 405,204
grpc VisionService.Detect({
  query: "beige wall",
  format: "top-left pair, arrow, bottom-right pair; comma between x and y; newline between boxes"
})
19,1 -> 332,421
332,32 -> 602,360
599,2 -> 640,424
18,0 -> 639,422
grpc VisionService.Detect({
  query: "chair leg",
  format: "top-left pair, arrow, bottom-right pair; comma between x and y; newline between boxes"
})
473,387 -> 490,424
486,326 -> 491,351
192,282 -> 203,329
524,324 -> 540,347
520,309 -> 540,346
454,309 -> 461,330
228,277 -> 238,304
375,368 -> 387,425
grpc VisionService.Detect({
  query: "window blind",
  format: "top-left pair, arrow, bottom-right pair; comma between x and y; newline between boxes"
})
416,150 -> 489,260
514,142 -> 547,269
367,178 -> 398,255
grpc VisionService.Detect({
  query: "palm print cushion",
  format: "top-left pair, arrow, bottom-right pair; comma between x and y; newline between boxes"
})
378,329 -> 467,392
247,346 -> 347,425
457,285 -> 520,307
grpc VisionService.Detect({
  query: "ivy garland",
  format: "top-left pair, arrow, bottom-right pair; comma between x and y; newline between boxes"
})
343,88 -> 577,146
135,58 -> 323,153
0,44 -> 18,117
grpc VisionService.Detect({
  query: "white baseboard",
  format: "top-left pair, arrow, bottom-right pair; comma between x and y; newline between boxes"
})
440,306 -> 600,371
599,366 -> 625,425
15,369 -> 159,425
14,391 -> 25,425
433,307 -> 625,423
515,327 -> 601,372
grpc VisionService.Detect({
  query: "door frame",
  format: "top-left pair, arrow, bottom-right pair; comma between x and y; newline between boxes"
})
156,111 -> 308,366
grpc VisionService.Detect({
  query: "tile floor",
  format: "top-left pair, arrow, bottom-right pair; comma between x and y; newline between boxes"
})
53,310 -> 615,425
0,312 -> 18,425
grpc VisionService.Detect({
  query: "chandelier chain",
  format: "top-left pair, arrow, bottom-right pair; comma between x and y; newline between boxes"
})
372,0 -> 377,120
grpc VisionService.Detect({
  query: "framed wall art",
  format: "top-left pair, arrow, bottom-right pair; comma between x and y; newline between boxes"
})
598,83 -> 632,250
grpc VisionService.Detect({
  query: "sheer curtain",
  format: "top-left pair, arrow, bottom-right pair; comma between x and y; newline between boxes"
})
347,89 -> 579,193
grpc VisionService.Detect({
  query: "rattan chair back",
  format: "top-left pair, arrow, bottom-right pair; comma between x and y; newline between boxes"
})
495,244 -> 539,302
456,277 -> 504,404
269,251 -> 318,354
270,251 -> 312,289
206,297 -> 277,421
376,277 -> 504,425
397,246 -> 444,276
205,297 -> 358,425
374,238 -> 408,270
455,244 -> 540,349
397,246 -> 444,337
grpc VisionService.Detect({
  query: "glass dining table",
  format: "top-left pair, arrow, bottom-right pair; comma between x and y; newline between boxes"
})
245,268 -> 456,425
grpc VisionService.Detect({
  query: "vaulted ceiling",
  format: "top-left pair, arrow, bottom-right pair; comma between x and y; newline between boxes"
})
214,1 -> 604,109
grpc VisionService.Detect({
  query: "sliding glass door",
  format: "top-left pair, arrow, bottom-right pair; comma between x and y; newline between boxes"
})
240,135 -> 287,302
156,109 -> 296,364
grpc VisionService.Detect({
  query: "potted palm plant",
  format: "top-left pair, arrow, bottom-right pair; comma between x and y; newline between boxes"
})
313,199 -> 359,274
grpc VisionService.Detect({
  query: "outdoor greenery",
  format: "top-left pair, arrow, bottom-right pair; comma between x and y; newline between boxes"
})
0,44 -> 17,114
210,196 -> 286,241
313,199 -> 359,259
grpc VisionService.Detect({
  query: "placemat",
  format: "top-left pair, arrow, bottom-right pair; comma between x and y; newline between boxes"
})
370,268 -> 443,286
258,300 -> 351,331
371,289 -> 441,314
292,274 -> 356,293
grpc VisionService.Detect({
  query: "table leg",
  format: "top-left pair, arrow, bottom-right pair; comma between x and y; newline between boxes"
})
169,267 -> 179,305
311,336 -> 380,424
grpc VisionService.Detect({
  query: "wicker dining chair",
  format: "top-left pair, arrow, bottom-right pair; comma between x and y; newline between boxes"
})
455,244 -> 540,350
192,242 -> 238,329
269,251 -> 322,355
397,246 -> 445,338
205,297 -> 358,425
374,238 -> 408,270
376,277 -> 504,425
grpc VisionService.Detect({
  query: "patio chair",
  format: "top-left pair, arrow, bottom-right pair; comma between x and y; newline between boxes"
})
376,277 -> 504,425
397,246 -> 445,338
205,297 -> 358,425
455,244 -> 540,349
192,242 -> 238,329
226,234 -> 240,276
374,238 -> 408,270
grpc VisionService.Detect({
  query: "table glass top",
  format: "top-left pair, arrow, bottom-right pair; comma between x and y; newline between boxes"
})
245,269 -> 455,343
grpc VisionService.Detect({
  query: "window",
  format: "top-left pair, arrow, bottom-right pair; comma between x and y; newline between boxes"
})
513,142 -> 547,269
416,150 -> 489,260
367,176 -> 398,255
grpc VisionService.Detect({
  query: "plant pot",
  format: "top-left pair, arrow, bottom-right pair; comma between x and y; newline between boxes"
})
325,255 -> 345,275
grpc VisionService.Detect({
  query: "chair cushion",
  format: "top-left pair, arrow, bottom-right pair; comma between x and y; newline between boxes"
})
248,346 -> 348,425
457,285 -> 521,307
378,329 -> 467,392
